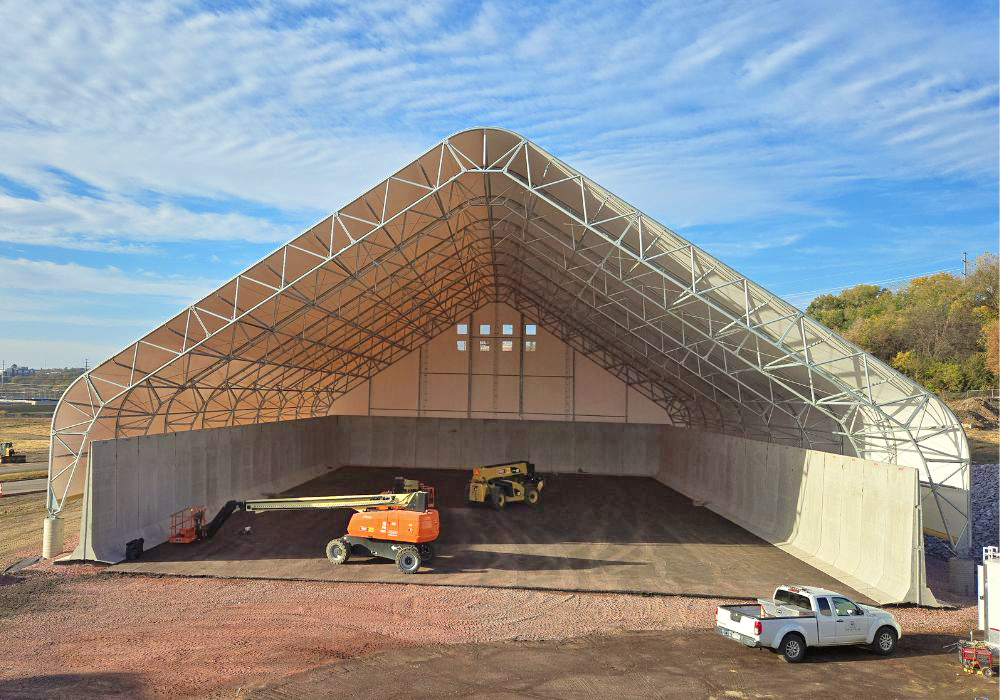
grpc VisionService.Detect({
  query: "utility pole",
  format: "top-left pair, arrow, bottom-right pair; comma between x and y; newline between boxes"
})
962,251 -> 968,277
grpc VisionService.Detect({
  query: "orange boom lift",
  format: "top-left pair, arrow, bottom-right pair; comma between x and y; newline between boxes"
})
185,478 -> 439,574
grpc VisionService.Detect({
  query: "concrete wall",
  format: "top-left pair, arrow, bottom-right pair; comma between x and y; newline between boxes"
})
72,412 -> 932,605
656,426 -> 934,605
336,415 -> 665,476
74,416 -> 340,563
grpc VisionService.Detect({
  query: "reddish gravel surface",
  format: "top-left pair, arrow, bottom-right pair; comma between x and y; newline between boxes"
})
0,562 -> 980,699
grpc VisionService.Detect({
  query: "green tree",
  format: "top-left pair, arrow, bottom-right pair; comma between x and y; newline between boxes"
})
806,254 -> 999,393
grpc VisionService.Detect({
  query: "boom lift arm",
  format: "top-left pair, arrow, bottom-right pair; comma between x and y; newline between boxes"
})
192,486 -> 439,574
241,490 -> 428,513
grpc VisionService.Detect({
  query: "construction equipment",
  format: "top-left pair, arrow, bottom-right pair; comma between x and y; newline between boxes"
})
467,461 -> 545,509
959,546 -> 1000,677
169,506 -> 206,544
959,640 -> 997,677
183,480 -> 439,574
0,442 -> 26,464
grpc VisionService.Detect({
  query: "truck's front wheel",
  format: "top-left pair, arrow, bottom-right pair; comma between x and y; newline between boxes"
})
870,626 -> 897,656
779,633 -> 807,663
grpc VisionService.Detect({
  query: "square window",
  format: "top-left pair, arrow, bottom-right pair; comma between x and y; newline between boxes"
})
457,323 -> 468,335
525,324 -> 537,336
501,340 -> 513,352
456,340 -> 467,352
502,323 -> 513,335
479,340 -> 490,351
479,324 -> 490,335
525,340 -> 537,352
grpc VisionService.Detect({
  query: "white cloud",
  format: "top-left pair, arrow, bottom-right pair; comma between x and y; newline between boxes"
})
0,0 -> 995,365
0,258 -> 215,301
0,0 -> 991,246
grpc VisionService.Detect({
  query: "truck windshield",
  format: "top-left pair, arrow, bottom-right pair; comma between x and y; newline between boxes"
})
774,589 -> 812,611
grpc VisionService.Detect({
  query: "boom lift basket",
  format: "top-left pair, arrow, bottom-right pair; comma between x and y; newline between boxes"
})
169,506 -> 206,544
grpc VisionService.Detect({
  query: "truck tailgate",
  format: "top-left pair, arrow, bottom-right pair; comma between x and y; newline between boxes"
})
716,605 -> 761,645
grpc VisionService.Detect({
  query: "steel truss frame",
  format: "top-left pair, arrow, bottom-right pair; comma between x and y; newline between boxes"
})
48,128 -> 970,552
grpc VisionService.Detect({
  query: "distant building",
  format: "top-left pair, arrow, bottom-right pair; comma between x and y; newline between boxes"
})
2,364 -> 35,378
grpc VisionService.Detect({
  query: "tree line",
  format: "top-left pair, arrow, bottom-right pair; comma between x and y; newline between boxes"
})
806,253 -> 998,394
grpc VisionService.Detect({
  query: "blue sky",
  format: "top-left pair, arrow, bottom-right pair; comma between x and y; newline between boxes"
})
1,0 -> 997,367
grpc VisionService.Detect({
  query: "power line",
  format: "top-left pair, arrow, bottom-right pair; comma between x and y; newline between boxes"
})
773,255 -> 957,289
784,266 -> 963,302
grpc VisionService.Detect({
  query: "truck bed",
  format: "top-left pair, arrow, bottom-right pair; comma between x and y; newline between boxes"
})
716,601 -> 817,648
720,600 -> 815,622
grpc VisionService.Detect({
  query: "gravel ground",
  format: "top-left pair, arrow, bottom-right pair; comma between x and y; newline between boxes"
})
925,462 -> 999,562
0,564 -> 978,699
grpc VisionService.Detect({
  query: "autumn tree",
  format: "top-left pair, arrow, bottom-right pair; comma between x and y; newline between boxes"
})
805,253 -> 999,393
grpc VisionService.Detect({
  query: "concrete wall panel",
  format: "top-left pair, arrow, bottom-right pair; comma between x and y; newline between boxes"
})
74,416 -> 342,563
655,426 -> 932,605
77,411 -> 930,604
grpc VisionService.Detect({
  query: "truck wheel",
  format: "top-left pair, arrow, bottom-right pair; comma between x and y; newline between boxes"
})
779,633 -> 806,663
418,543 -> 435,564
870,627 -> 897,656
325,537 -> 350,565
490,489 -> 506,509
396,546 -> 421,574
983,667 -> 994,678
524,485 -> 540,506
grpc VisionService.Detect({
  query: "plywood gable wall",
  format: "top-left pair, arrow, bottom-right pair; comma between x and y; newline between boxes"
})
329,302 -> 672,425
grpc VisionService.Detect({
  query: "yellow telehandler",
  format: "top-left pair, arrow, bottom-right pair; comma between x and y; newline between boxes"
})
467,461 -> 545,509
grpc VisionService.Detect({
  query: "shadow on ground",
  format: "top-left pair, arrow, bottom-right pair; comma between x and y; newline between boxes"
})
0,673 -> 147,699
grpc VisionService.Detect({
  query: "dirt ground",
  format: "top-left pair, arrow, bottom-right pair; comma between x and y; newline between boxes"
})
0,489 -> 988,699
0,413 -> 50,462
111,466 -> 867,601
0,563 -> 986,700
0,411 -> 995,698
0,493 -> 81,571
245,629 -> 998,700
967,426 -> 999,464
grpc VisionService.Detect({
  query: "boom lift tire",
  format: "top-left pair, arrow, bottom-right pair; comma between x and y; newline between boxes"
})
396,546 -> 422,574
326,537 -> 351,565
524,485 -> 540,506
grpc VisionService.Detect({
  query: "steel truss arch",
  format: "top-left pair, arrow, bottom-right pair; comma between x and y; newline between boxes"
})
49,127 -> 970,552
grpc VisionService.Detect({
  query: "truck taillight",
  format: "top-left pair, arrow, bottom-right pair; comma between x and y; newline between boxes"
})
753,620 -> 762,636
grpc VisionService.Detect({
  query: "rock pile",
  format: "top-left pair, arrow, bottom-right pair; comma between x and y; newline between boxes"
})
924,462 -> 999,561
971,462 -> 999,559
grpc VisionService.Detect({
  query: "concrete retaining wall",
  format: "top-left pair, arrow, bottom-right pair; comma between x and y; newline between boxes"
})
336,415 -> 664,475
656,426 -> 934,605
73,416 -> 340,563
71,414 -> 932,604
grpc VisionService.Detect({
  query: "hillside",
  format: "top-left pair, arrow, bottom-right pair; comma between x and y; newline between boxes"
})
806,253 -> 998,394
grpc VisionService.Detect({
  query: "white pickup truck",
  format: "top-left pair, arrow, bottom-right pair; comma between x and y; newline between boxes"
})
715,585 -> 902,662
